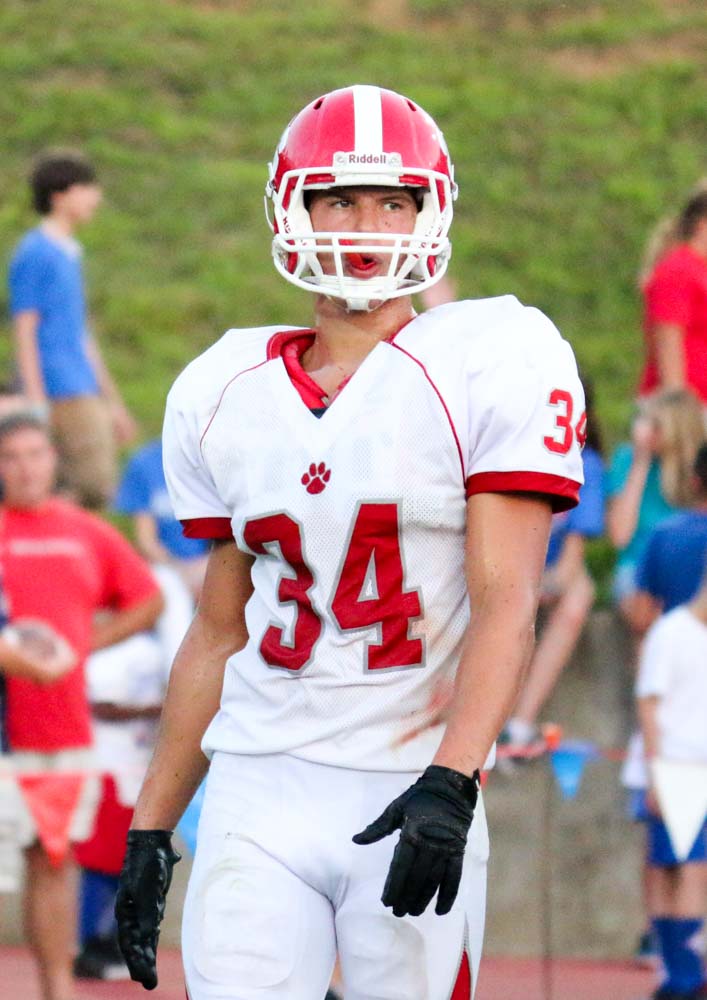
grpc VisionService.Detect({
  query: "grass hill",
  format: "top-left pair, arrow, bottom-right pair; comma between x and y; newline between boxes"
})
1,0 -> 705,445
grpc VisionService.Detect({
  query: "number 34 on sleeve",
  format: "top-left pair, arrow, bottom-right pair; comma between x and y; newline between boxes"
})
543,388 -> 586,455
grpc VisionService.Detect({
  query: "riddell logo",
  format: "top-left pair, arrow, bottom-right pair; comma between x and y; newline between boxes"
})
333,151 -> 402,168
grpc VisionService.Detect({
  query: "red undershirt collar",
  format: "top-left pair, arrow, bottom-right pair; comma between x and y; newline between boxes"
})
267,330 -> 327,408
267,317 -> 415,410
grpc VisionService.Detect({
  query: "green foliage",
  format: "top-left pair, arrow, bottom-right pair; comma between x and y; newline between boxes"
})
0,0 -> 704,469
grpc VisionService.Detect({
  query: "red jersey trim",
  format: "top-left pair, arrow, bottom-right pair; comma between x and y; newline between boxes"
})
267,328 -> 314,360
389,342 -> 466,484
181,517 -> 233,540
465,471 -> 581,512
268,323 -> 418,411
450,950 -> 472,999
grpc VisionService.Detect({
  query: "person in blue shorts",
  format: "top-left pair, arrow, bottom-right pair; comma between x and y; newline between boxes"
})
624,441 -> 707,968
115,438 -> 209,598
631,574 -> 707,999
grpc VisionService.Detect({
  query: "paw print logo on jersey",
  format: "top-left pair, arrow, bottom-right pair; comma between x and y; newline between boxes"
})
301,462 -> 331,494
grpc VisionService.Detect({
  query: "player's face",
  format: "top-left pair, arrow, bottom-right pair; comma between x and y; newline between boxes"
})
308,186 -> 419,280
0,427 -> 57,508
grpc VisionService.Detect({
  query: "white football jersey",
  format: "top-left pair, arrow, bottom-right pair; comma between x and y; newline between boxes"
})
163,297 -> 584,771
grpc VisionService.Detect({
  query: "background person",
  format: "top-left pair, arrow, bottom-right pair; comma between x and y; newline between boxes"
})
7,151 -> 137,509
0,576 -> 76,893
0,412 -> 161,1000
622,440 -> 707,968
638,183 -> 707,404
73,564 -> 193,982
606,388 -> 705,639
628,574 -> 707,1000
114,438 -> 209,600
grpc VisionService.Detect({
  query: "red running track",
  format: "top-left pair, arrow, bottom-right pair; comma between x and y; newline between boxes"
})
0,947 -> 654,999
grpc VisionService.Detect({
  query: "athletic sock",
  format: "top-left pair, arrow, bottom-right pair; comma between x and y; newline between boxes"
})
653,916 -> 704,994
672,917 -> 704,994
79,869 -> 120,946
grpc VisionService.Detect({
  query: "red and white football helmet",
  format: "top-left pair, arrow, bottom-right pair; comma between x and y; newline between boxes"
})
265,84 -> 457,311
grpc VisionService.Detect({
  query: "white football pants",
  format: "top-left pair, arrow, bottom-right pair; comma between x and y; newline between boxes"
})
182,752 -> 488,1000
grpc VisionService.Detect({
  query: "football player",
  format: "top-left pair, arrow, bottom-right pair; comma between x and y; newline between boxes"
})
115,85 -> 585,999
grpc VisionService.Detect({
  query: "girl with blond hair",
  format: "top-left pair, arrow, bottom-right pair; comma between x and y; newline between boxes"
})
607,388 -> 706,635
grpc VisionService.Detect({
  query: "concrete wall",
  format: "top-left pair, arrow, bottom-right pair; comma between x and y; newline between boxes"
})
484,607 -> 643,958
0,609 -> 646,960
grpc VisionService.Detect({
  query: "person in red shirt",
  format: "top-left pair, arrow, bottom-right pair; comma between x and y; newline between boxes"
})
639,187 -> 707,404
0,412 -> 162,1000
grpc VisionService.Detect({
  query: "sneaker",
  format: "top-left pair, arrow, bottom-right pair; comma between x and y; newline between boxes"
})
495,727 -> 519,775
325,992 -> 343,1000
496,722 -> 542,774
73,936 -> 130,981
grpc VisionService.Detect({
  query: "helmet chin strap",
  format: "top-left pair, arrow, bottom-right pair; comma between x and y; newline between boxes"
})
314,272 -> 392,313
344,294 -> 383,312
318,287 -> 382,313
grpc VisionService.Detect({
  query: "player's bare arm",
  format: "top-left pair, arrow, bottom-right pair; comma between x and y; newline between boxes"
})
117,538 -> 253,990
354,492 -> 552,919
131,537 -> 253,831
433,492 -> 553,777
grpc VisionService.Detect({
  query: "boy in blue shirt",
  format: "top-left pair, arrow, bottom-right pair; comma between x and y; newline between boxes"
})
8,151 -> 136,508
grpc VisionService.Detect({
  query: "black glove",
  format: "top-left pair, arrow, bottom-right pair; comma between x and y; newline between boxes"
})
353,765 -> 479,918
115,829 -> 181,990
